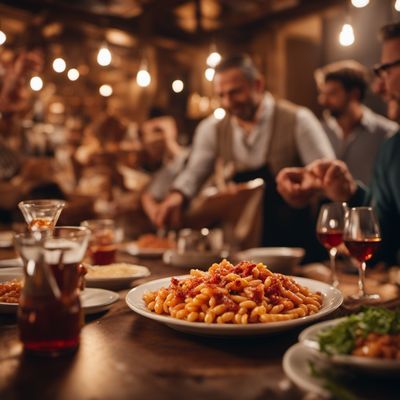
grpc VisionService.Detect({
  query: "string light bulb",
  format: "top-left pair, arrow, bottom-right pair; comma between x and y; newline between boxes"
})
206,42 -> 221,68
339,23 -> 355,47
53,58 -> 66,73
67,68 -> 79,81
99,84 -> 113,97
136,60 -> 151,87
30,76 -> 43,91
97,45 -> 112,66
395,0 -> 400,12
207,51 -> 221,68
205,68 -> 215,81
172,79 -> 184,93
213,107 -> 226,120
351,0 -> 369,8
0,30 -> 6,45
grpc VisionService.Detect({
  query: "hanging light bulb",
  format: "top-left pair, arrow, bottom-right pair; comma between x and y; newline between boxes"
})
0,30 -> 6,45
99,84 -> 113,97
30,76 -> 43,91
136,61 -> 151,88
67,68 -> 80,81
213,107 -> 226,120
172,79 -> 184,93
53,57 -> 66,73
206,41 -> 221,68
339,23 -> 355,47
97,45 -> 112,66
207,51 -> 221,68
395,0 -> 400,12
205,68 -> 215,82
351,0 -> 369,8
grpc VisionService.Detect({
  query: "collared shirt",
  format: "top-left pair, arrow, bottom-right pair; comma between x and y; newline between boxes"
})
322,106 -> 398,185
173,92 -> 335,198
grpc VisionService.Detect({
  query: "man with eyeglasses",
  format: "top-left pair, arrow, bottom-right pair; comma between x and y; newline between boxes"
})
276,22 -> 400,265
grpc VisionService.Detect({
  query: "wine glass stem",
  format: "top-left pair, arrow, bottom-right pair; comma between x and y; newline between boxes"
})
358,261 -> 367,297
329,248 -> 339,288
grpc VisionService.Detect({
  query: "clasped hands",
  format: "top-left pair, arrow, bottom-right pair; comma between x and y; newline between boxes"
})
276,159 -> 357,208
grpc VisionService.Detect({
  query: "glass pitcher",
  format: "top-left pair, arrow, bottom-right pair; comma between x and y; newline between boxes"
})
14,226 -> 90,356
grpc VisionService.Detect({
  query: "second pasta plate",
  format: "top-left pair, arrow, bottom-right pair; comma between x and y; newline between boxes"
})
125,275 -> 343,336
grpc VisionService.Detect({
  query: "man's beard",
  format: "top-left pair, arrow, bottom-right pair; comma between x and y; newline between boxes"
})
232,103 -> 258,121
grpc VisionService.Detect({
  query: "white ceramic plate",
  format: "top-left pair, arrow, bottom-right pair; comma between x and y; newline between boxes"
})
85,263 -> 151,290
124,243 -> 165,258
125,275 -> 343,336
0,258 -> 23,268
0,231 -> 14,248
0,285 -> 119,315
283,342 -> 330,398
299,318 -> 400,373
162,250 -> 227,269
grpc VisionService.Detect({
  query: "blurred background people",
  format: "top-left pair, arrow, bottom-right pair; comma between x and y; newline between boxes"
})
140,108 -> 190,227
156,54 -> 334,259
315,60 -> 397,185
277,21 -> 400,266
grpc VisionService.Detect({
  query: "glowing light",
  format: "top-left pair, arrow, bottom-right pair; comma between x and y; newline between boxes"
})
0,30 -> 6,45
67,68 -> 79,81
30,76 -> 43,91
97,46 -> 112,66
136,69 -> 151,87
395,0 -> 400,11
205,67 -> 215,81
52,57 -> 66,73
339,23 -> 355,47
351,0 -> 369,7
99,84 -> 113,97
49,102 -> 65,114
213,107 -> 226,120
172,79 -> 184,93
207,51 -> 221,68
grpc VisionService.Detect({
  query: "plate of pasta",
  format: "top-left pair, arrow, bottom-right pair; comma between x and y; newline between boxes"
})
125,260 -> 343,336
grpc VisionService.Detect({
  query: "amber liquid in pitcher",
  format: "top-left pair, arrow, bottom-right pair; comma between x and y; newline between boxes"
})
18,261 -> 83,355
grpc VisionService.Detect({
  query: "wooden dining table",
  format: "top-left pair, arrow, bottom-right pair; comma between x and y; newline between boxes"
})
0,247 -> 398,400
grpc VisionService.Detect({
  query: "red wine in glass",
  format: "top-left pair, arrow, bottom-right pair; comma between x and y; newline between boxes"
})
317,230 -> 344,249
344,238 -> 381,262
343,207 -> 381,303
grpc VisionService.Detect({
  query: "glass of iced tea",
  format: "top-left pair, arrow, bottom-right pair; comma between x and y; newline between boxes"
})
316,202 -> 346,288
18,199 -> 65,233
14,226 -> 90,356
343,207 -> 381,303
81,219 -> 118,265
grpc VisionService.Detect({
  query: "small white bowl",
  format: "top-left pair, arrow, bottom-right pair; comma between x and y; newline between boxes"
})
234,247 -> 305,274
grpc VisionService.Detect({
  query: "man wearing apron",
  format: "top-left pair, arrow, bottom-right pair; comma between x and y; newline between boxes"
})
155,54 -> 335,261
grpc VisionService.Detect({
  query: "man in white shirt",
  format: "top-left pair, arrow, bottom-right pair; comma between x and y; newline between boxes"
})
155,54 -> 334,255
315,60 -> 398,185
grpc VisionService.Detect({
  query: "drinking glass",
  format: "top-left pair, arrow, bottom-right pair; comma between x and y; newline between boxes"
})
18,199 -> 65,233
316,203 -> 345,288
81,219 -> 118,265
14,226 -> 90,356
343,207 -> 381,303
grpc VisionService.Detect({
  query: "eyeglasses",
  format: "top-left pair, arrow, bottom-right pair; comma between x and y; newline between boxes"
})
373,59 -> 400,77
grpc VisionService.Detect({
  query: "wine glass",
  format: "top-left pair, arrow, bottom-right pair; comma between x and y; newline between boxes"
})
316,203 -> 345,288
343,207 -> 381,303
18,199 -> 65,233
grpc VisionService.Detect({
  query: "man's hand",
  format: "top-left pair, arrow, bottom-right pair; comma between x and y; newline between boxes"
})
154,191 -> 185,229
307,159 -> 357,202
276,167 -> 322,208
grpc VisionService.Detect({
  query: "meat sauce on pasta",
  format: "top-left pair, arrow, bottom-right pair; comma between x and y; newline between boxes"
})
143,260 -> 323,324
